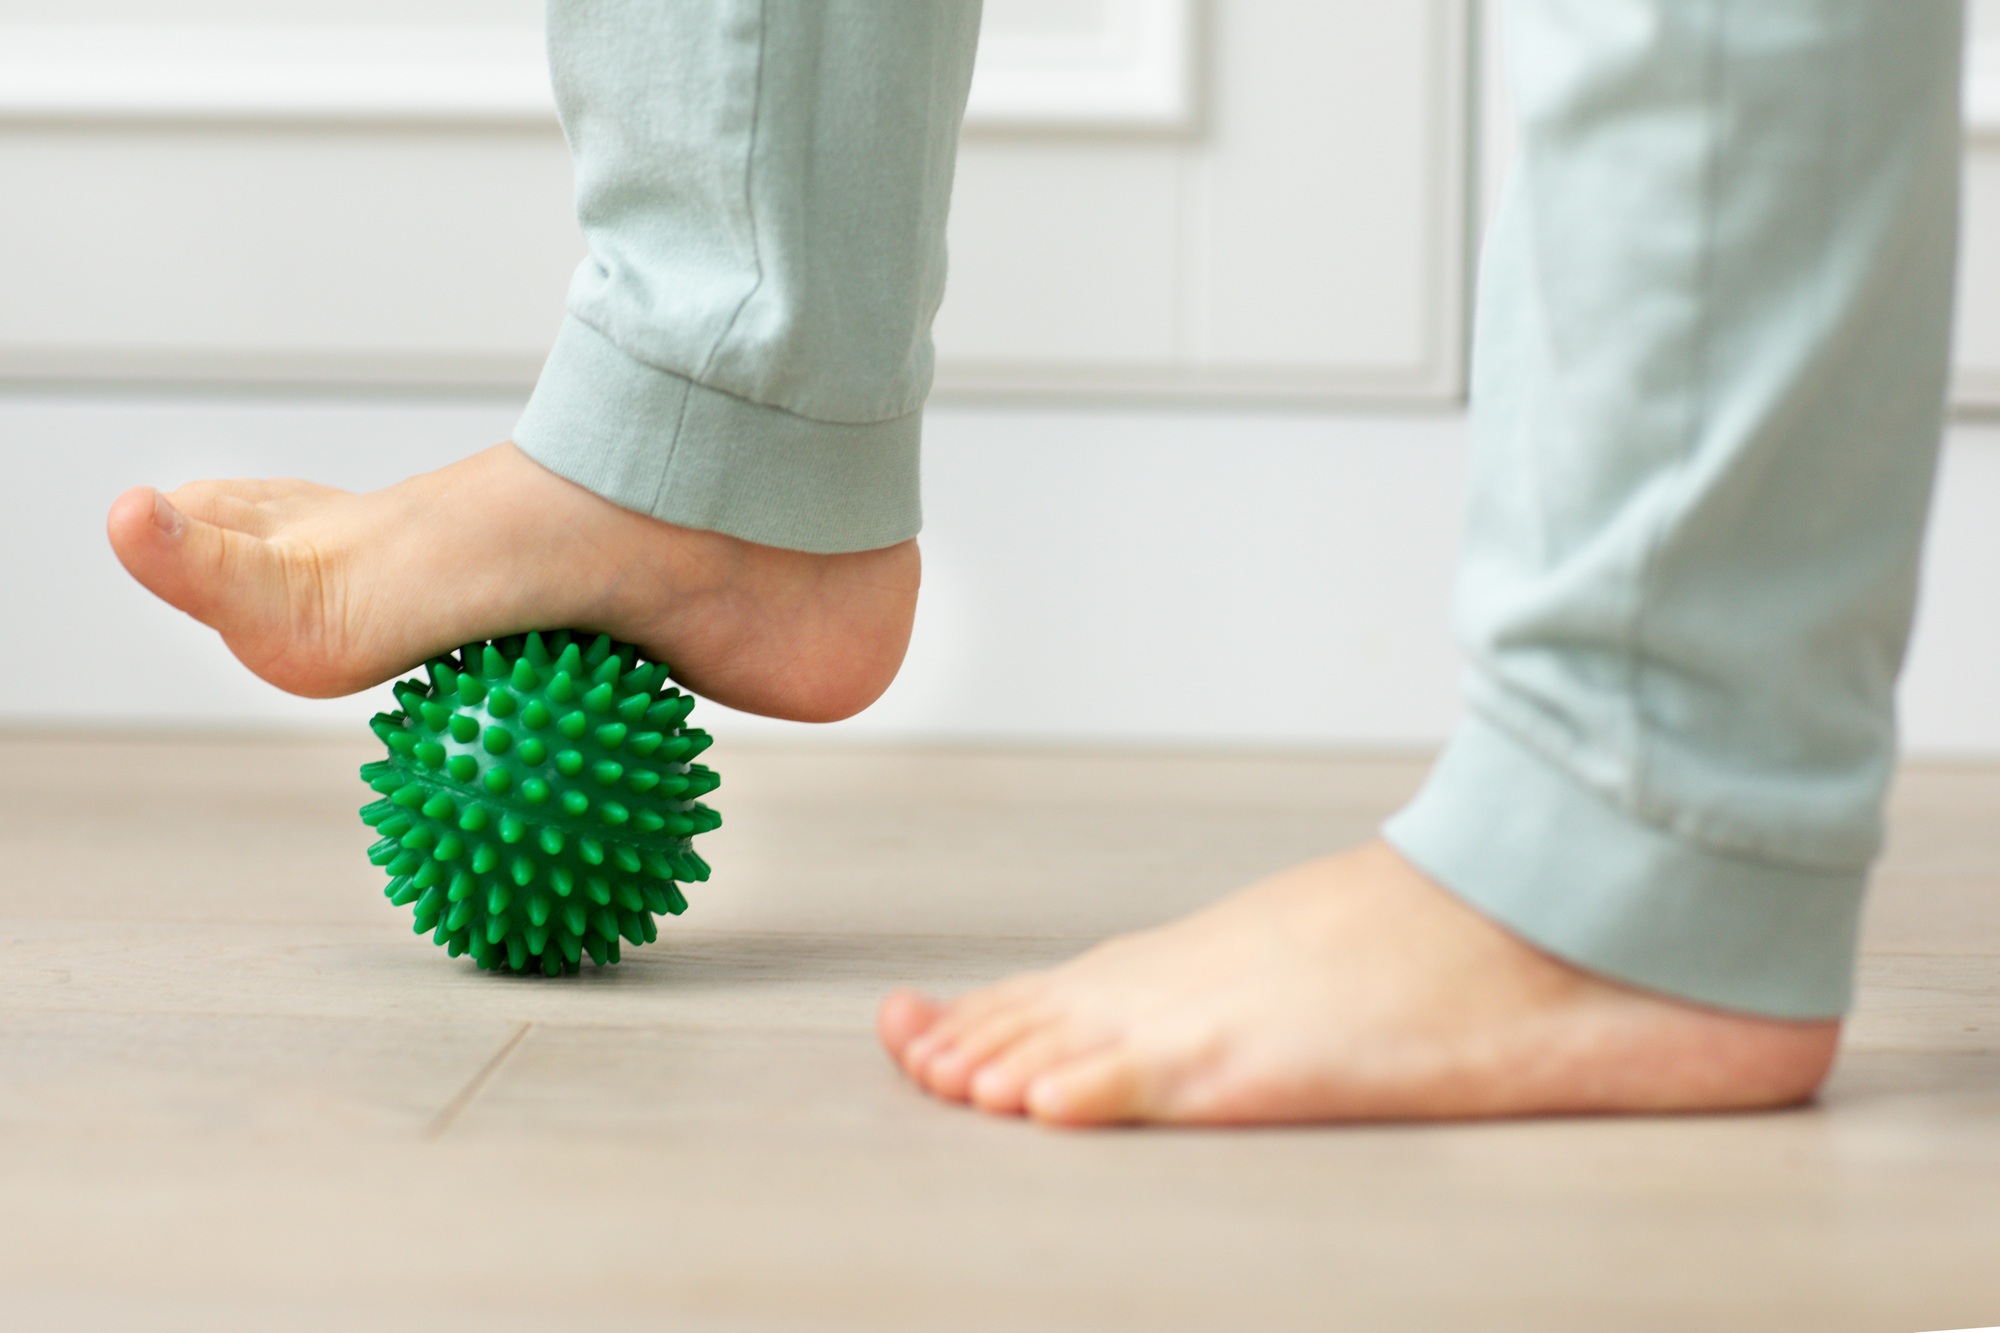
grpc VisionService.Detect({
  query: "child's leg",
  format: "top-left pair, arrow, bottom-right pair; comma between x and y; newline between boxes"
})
107,2 -> 981,720
883,1 -> 1963,1123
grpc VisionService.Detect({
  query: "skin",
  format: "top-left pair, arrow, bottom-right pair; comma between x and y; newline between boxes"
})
107,443 -> 1842,1128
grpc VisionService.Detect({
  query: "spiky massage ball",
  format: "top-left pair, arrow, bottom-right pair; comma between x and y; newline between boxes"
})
358,630 -> 720,975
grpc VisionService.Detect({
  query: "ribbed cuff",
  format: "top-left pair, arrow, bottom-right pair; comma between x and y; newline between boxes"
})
513,315 -> 923,554
1382,713 -> 1866,1019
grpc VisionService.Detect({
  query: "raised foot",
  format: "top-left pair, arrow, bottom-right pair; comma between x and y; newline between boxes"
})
106,443 -> 919,721
879,840 -> 1840,1126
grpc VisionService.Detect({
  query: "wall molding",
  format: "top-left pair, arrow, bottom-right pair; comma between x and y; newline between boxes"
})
0,4 -> 1198,131
0,28 -> 555,126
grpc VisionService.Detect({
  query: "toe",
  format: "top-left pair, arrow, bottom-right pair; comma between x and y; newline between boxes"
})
968,1024 -> 1108,1116
918,1006 -> 1053,1102
877,989 -> 943,1063
108,486 -> 290,640
1024,1048 -> 1149,1126
896,980 -> 1038,1072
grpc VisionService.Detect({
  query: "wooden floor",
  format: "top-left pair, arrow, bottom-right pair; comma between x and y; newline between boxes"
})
1,734 -> 1997,1332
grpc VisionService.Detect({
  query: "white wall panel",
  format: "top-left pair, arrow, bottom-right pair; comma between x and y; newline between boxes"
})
0,129 -> 578,385
931,144 -> 1182,366
0,1 -> 1474,405
1192,4 -> 1458,377
1953,148 -> 2000,406
939,0 -> 1471,401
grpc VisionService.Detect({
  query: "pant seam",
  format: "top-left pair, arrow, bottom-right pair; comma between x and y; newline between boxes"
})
656,0 -> 771,519
1627,2 -> 1725,825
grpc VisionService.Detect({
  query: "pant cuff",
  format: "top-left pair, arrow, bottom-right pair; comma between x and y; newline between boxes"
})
1382,713 -> 1864,1019
513,314 -> 922,554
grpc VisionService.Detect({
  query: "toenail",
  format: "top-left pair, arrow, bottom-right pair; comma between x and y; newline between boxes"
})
152,492 -> 186,538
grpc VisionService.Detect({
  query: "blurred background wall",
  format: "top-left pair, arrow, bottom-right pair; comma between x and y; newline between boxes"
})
0,0 -> 1996,753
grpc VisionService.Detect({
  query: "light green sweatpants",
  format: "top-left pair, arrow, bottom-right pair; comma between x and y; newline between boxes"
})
515,1 -> 1965,1020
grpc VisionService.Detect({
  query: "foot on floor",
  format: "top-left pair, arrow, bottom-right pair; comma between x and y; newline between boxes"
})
879,839 -> 1840,1126
107,443 -> 919,720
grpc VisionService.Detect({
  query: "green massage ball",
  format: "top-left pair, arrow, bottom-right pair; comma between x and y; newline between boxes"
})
358,630 -> 720,975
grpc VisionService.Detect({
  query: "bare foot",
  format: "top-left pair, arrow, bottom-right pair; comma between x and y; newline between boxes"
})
106,443 -> 918,721
879,840 -> 1840,1126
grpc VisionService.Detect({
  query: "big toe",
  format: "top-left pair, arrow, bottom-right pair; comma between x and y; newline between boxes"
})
107,486 -> 289,641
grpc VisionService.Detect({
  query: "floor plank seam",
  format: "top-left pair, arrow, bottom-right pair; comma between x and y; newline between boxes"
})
423,1022 -> 531,1139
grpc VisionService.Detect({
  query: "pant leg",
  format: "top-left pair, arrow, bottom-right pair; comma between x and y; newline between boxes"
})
1384,0 -> 1963,1019
513,0 -> 982,554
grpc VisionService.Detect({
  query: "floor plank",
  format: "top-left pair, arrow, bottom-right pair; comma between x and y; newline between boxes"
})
0,733 -> 1997,1332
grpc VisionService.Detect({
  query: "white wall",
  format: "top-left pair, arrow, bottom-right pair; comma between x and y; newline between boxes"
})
3,2 -> 2000,756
